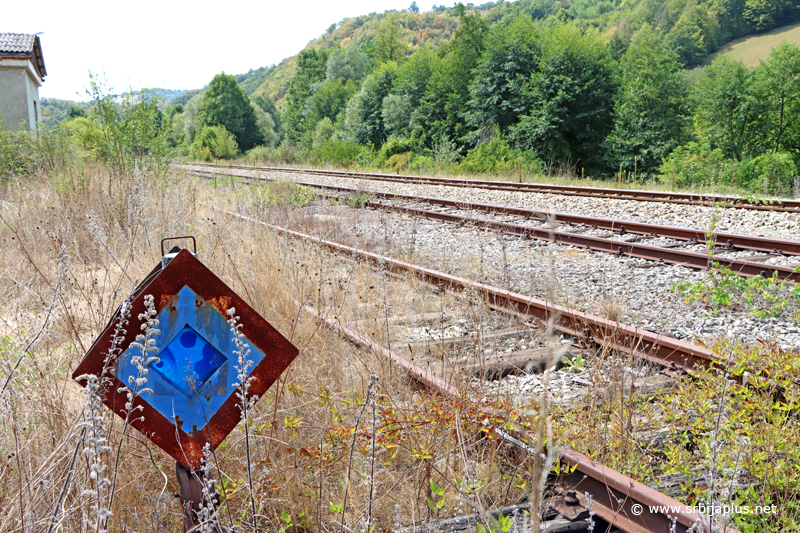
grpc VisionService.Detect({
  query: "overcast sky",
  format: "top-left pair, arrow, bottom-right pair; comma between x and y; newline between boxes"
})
6,0 -> 442,101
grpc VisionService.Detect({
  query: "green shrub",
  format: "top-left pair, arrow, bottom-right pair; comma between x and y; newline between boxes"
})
460,133 -> 543,176
380,136 -> 416,158
658,142 -> 732,189
660,143 -> 798,194
314,139 -> 366,167
738,152 -> 797,196
386,152 -> 413,172
244,145 -> 274,165
0,121 -> 38,178
192,125 -> 239,160
254,181 -> 314,209
409,154 -> 436,173
375,136 -> 418,167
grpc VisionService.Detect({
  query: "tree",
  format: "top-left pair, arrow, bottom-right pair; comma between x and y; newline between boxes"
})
326,45 -> 370,82
306,79 -> 359,131
692,58 -> 759,161
743,0 -> 780,32
466,14 -> 542,143
752,42 -> 800,154
510,23 -> 616,174
198,73 -> 264,151
251,95 -> 284,141
283,49 -> 330,143
416,4 -> 489,149
605,27 -> 692,177
345,62 -> 398,146
192,125 -> 238,160
664,4 -> 720,67
382,48 -> 438,137
249,97 -> 279,147
409,1 -> 420,13
67,105 -> 86,119
373,13 -> 409,64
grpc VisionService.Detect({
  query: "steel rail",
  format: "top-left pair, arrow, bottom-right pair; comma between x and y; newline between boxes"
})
188,162 -> 800,212
363,199 -> 800,284
189,167 -> 800,255
191,169 -> 800,284
224,210 -> 721,377
300,302 -> 723,533
278,255 -> 731,533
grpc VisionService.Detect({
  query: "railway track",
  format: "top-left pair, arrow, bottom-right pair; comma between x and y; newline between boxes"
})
224,208 -> 738,533
189,162 -> 800,212
224,210 -> 718,380
188,167 -> 800,284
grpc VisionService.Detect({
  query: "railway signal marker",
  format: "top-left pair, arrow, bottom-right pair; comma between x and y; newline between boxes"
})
73,246 -> 299,470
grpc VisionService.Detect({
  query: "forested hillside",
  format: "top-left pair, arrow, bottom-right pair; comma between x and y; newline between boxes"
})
180,0 -> 796,195
238,0 -> 800,110
30,0 -> 800,196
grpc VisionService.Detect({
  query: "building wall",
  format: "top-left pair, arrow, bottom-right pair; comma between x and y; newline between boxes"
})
24,66 -> 41,129
0,61 -> 40,131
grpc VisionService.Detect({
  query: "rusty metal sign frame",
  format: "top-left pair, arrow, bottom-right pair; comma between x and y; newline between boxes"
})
73,249 -> 299,470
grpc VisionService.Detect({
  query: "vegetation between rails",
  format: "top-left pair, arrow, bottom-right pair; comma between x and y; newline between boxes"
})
1,136 -> 799,530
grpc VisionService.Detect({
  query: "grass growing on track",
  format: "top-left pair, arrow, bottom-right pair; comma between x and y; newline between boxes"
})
2,163 -> 799,532
217,172 -> 800,532
0,166 -> 536,531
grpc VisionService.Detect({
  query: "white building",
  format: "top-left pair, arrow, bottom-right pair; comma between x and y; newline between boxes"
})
0,33 -> 47,131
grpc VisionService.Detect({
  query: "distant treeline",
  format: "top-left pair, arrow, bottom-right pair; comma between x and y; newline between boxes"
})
34,1 -> 800,195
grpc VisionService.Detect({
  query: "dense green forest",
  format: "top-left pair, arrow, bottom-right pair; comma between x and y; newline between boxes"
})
15,0 -> 800,195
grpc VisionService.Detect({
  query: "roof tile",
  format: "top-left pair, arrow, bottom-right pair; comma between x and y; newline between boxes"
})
0,33 -> 36,54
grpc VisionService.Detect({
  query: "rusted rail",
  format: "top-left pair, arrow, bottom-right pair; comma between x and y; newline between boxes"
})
364,199 -> 800,284
225,210 -> 720,377
295,276 -> 730,533
188,162 -> 800,212
189,167 -> 800,255
191,169 -> 800,284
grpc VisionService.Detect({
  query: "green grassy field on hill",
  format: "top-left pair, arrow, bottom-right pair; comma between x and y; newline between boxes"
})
707,22 -> 800,66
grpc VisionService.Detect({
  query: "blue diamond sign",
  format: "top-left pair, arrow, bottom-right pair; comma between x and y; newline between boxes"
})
73,249 -> 299,469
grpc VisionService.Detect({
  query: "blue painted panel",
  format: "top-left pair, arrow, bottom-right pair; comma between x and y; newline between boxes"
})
117,286 -> 267,434
152,325 -> 227,397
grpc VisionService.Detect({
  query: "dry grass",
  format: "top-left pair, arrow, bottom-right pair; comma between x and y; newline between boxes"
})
0,166 -> 534,532
2,162 -> 798,533
705,22 -> 800,67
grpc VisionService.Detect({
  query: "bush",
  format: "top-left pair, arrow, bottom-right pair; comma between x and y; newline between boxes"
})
660,143 -> 798,194
409,154 -> 436,173
254,181 -> 315,209
244,145 -> 274,165
460,133 -> 543,176
68,116 -> 106,159
386,152 -> 412,172
0,122 -> 38,178
738,152 -> 797,196
314,139 -> 367,168
658,142 -> 733,189
375,136 -> 418,167
192,125 -> 239,160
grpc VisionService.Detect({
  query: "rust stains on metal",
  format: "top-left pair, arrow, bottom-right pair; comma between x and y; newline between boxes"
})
290,267 -> 738,533
229,211 -> 721,377
191,167 -> 800,281
72,250 -> 299,470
